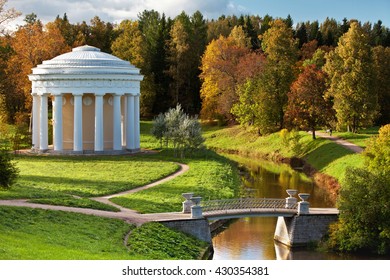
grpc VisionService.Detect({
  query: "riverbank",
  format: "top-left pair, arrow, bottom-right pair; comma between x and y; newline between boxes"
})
202,124 -> 368,197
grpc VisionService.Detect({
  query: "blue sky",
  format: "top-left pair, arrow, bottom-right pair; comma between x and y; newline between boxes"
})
7,0 -> 390,28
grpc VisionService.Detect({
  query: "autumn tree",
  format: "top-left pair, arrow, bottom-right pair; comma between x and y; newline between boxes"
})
324,22 -> 378,132
3,18 -> 69,122
200,26 -> 251,121
372,46 -> 390,125
231,77 -> 273,134
285,65 -> 334,139
111,20 -> 156,116
259,19 -> 298,130
206,16 -> 232,43
0,0 -> 20,121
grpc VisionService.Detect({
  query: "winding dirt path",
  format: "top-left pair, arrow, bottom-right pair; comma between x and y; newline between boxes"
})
315,131 -> 364,153
0,162 -> 191,225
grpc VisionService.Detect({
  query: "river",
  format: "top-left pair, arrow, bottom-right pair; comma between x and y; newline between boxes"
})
211,155 -> 359,260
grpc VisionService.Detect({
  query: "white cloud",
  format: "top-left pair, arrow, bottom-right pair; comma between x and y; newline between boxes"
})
7,0 -> 245,27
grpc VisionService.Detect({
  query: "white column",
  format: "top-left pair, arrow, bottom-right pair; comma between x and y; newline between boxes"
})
134,94 -> 140,150
32,94 -> 40,150
122,96 -> 127,147
39,94 -> 48,151
53,95 -> 63,151
73,94 -> 83,152
113,94 -> 122,150
94,94 -> 104,152
126,94 -> 135,150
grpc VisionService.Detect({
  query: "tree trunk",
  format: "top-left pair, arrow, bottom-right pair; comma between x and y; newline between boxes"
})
312,128 -> 316,140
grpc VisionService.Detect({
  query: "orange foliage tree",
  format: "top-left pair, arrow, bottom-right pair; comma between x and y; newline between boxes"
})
285,64 -> 334,139
199,26 -> 264,121
4,21 -> 69,122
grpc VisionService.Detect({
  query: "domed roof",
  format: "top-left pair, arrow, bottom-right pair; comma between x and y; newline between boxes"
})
31,45 -> 139,75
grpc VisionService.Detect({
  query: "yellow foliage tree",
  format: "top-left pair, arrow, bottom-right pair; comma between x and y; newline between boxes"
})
4,21 -> 69,122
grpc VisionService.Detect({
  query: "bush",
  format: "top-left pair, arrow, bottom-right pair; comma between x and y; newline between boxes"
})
328,168 -> 390,254
327,125 -> 390,255
0,149 -> 19,189
279,128 -> 302,155
364,124 -> 390,173
151,104 -> 205,158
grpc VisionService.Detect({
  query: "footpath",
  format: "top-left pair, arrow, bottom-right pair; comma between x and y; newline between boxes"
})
0,162 -> 191,225
315,131 -> 364,153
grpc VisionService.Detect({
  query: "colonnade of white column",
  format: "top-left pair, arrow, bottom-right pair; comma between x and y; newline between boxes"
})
53,95 -> 63,151
113,94 -> 122,151
31,92 -> 140,153
73,94 -> 83,152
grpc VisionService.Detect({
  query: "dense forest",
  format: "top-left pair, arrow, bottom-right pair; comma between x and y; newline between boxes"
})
1,1 -> 390,134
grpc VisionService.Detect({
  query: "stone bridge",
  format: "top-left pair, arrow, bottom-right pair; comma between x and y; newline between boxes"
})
162,190 -> 339,248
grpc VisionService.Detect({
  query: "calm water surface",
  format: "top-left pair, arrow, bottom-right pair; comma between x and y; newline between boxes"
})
212,155 -> 347,260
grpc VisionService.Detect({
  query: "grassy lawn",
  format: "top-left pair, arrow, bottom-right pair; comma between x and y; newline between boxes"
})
110,149 -> 240,213
127,222 -> 207,260
109,121 -> 241,213
0,206 -> 207,260
28,197 -> 120,212
0,155 -> 179,210
301,137 -> 364,181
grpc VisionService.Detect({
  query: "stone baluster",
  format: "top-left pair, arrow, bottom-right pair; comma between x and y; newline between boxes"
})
298,193 -> 310,215
285,189 -> 297,209
190,197 -> 203,219
182,193 -> 194,213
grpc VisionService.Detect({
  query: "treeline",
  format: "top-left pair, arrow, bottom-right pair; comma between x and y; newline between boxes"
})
1,7 -> 390,132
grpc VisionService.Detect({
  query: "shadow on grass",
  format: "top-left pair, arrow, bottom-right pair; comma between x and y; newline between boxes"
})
17,174 -> 140,197
110,196 -> 181,214
304,142 -> 354,171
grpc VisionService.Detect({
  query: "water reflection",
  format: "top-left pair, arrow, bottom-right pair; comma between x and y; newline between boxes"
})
212,155 -> 336,260
212,217 -> 277,260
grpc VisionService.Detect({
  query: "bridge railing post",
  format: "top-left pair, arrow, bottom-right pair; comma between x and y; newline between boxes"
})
298,193 -> 310,215
190,197 -> 203,219
285,189 -> 298,209
182,193 -> 194,213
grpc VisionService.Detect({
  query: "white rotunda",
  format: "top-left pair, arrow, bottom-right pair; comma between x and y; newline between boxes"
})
29,45 -> 143,154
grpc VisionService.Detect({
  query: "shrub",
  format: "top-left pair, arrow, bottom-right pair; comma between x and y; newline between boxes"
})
279,128 -> 302,155
364,124 -> 390,173
0,149 -> 19,189
151,104 -> 205,158
328,168 -> 390,254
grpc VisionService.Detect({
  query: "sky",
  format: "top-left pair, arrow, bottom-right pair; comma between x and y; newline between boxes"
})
5,0 -> 390,29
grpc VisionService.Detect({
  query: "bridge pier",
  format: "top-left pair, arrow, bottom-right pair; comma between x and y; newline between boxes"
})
160,218 -> 212,244
274,212 -> 339,247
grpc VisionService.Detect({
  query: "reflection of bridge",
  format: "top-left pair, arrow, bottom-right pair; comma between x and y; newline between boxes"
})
165,192 -> 339,248
201,198 -> 297,219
